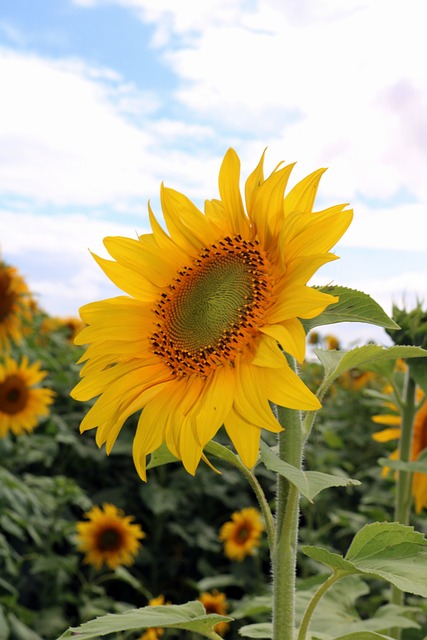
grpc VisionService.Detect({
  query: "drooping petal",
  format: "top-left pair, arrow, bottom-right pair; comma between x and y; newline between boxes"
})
260,318 -> 307,363
263,363 -> 321,411
224,408 -> 263,468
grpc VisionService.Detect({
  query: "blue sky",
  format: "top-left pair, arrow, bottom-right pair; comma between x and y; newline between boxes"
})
1,0 -> 426,348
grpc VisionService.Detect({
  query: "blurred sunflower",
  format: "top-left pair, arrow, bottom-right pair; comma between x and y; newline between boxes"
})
76,503 -> 145,570
372,390 -> 427,513
198,590 -> 229,636
71,148 -> 353,479
139,595 -> 169,640
0,262 -> 31,351
0,356 -> 55,437
340,368 -> 376,391
219,506 -> 265,562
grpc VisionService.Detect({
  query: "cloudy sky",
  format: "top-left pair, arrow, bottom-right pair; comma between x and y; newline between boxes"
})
1,0 -> 426,348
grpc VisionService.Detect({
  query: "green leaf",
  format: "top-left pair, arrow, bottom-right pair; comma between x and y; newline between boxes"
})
408,357 -> 427,395
302,286 -> 399,332
259,442 -> 360,502
231,595 -> 272,620
204,440 -> 241,466
378,457 -> 427,474
304,522 -> 427,597
146,443 -> 179,469
301,547 -> 355,573
330,633 -> 394,640
56,601 -> 233,639
315,345 -> 427,395
238,622 -> 272,638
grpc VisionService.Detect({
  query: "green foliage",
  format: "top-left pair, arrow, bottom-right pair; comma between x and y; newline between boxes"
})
303,522 -> 427,597
302,286 -> 400,333
57,601 -> 232,639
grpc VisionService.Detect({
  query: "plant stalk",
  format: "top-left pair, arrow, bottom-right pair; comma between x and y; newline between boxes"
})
390,368 -> 417,638
272,392 -> 304,640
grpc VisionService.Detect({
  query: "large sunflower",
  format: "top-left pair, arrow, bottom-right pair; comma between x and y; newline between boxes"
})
75,503 -> 145,570
71,149 -> 353,479
0,262 -> 31,351
0,356 -> 55,437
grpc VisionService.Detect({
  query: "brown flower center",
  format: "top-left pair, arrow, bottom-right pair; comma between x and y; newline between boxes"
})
0,374 -> 29,415
98,527 -> 123,552
150,236 -> 272,377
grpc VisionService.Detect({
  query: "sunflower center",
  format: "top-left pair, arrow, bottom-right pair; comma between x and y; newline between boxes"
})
0,375 -> 29,415
150,236 -> 273,377
236,525 -> 250,543
98,527 -> 123,551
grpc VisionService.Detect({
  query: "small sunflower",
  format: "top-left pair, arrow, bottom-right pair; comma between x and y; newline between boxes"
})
71,148 -> 353,479
340,368 -> 376,391
219,506 -> 265,562
0,356 -> 55,437
198,590 -> 229,636
76,503 -> 145,570
0,262 -> 31,351
139,595 -> 169,640
372,391 -> 427,513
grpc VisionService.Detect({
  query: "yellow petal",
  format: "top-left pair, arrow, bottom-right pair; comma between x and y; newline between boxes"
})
218,148 -> 249,236
260,319 -> 306,363
283,167 -> 327,214
372,415 -> 401,426
193,365 -> 235,447
90,253 -> 157,301
224,408 -> 262,468
263,363 -> 321,411
233,360 -> 282,432
268,284 -> 338,323
245,148 -> 266,214
372,427 -> 401,442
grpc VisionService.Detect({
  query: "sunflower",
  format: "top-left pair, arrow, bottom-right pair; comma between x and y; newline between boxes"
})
0,356 -> 55,437
75,503 -> 145,570
71,148 -> 353,479
198,590 -> 229,636
372,390 -> 427,513
0,262 -> 31,351
219,506 -> 265,561
139,595 -> 169,640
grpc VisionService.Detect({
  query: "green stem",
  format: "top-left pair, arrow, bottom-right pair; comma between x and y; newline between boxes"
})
390,369 -> 417,638
272,389 -> 304,640
233,459 -> 276,556
297,572 -> 343,640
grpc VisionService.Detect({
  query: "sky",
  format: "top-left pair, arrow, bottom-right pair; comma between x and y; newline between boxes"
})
0,0 -> 426,349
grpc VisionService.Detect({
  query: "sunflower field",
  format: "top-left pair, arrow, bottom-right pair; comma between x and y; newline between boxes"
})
1,150 -> 427,640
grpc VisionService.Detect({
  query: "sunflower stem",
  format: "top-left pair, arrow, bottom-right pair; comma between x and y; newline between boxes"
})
272,384 -> 304,640
389,367 -> 417,639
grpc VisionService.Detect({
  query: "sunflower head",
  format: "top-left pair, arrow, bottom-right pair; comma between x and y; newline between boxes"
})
0,262 -> 32,351
75,503 -> 145,570
386,302 -> 427,349
0,356 -> 55,437
219,506 -> 265,562
198,590 -> 229,636
71,148 -> 353,480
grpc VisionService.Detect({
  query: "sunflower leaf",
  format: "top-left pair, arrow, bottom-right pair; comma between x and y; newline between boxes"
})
303,522 -> 427,597
314,345 -> 427,395
329,634 -> 395,640
146,443 -> 179,469
56,601 -> 233,639
238,622 -> 273,638
259,442 -> 359,501
408,357 -> 427,395
302,286 -> 399,331
378,457 -> 427,474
